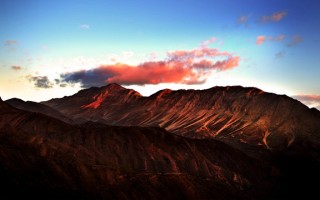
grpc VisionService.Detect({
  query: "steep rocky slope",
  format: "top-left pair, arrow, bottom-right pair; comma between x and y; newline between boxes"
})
43,84 -> 320,159
0,97 -> 277,199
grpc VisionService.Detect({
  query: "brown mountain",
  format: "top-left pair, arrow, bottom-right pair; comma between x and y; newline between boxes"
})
1,83 -> 320,199
43,84 -> 320,159
6,98 -> 73,124
0,97 -> 276,199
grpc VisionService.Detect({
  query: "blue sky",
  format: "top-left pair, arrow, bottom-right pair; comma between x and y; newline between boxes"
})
0,0 -> 320,109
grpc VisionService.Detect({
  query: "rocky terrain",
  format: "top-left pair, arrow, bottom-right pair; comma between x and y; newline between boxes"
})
1,84 -> 320,199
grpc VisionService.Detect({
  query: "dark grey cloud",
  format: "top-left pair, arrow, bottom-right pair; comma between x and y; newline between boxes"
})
61,68 -> 116,88
27,75 -> 54,88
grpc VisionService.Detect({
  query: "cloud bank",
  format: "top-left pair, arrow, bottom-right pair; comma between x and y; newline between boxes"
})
60,45 -> 240,87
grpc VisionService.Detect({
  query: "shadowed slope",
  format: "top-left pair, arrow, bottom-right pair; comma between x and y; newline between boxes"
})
0,97 -> 275,199
6,98 -> 73,124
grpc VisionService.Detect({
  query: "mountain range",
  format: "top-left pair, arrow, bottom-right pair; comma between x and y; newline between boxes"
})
1,83 -> 320,199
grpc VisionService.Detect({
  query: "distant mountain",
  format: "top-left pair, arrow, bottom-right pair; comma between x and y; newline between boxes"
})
43,84 -> 320,159
6,98 -> 73,124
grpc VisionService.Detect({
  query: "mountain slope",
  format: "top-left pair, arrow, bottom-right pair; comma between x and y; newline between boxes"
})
0,97 -> 276,199
43,84 -> 320,159
6,98 -> 73,124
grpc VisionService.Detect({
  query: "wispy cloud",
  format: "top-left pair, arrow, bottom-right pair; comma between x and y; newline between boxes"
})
237,14 -> 251,27
293,95 -> 320,110
4,40 -> 18,46
11,65 -> 22,71
201,37 -> 215,47
26,75 -> 54,88
256,34 -> 286,45
261,11 -> 287,22
80,24 -> 90,29
59,41 -> 240,87
287,35 -> 303,47
275,51 -> 285,59
4,40 -> 19,51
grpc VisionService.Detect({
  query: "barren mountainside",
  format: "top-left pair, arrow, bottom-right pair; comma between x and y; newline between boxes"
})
43,84 -> 320,158
1,84 -> 320,199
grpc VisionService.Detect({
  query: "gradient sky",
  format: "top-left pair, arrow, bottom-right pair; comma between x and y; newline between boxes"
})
0,0 -> 320,109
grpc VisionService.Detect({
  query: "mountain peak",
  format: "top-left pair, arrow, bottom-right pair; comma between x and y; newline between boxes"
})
103,83 -> 125,91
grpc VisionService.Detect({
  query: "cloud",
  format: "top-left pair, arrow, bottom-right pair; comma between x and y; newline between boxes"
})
256,36 -> 265,45
237,15 -> 251,27
256,34 -> 286,45
293,95 -> 320,110
27,75 -> 54,88
80,24 -> 90,29
287,35 -> 303,47
201,37 -> 216,47
11,65 -> 22,71
60,45 -> 240,87
4,40 -> 18,46
237,15 -> 250,24
261,11 -> 287,22
275,51 -> 285,59
4,40 -> 18,51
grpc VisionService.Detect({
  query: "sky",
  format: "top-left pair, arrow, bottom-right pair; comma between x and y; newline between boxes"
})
0,0 -> 320,109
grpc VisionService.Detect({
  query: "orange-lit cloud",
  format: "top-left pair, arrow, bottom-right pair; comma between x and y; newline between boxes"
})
261,11 -> 287,22
11,65 -> 22,71
256,34 -> 286,45
61,45 -> 240,87
293,95 -> 320,110
256,36 -> 265,45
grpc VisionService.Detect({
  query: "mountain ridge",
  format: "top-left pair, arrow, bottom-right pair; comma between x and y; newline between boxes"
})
42,84 -> 320,159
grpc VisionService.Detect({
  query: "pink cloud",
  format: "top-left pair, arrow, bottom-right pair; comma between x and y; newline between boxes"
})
256,36 -> 265,45
256,34 -> 286,45
261,11 -> 287,22
61,45 -> 240,87
201,37 -> 216,47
